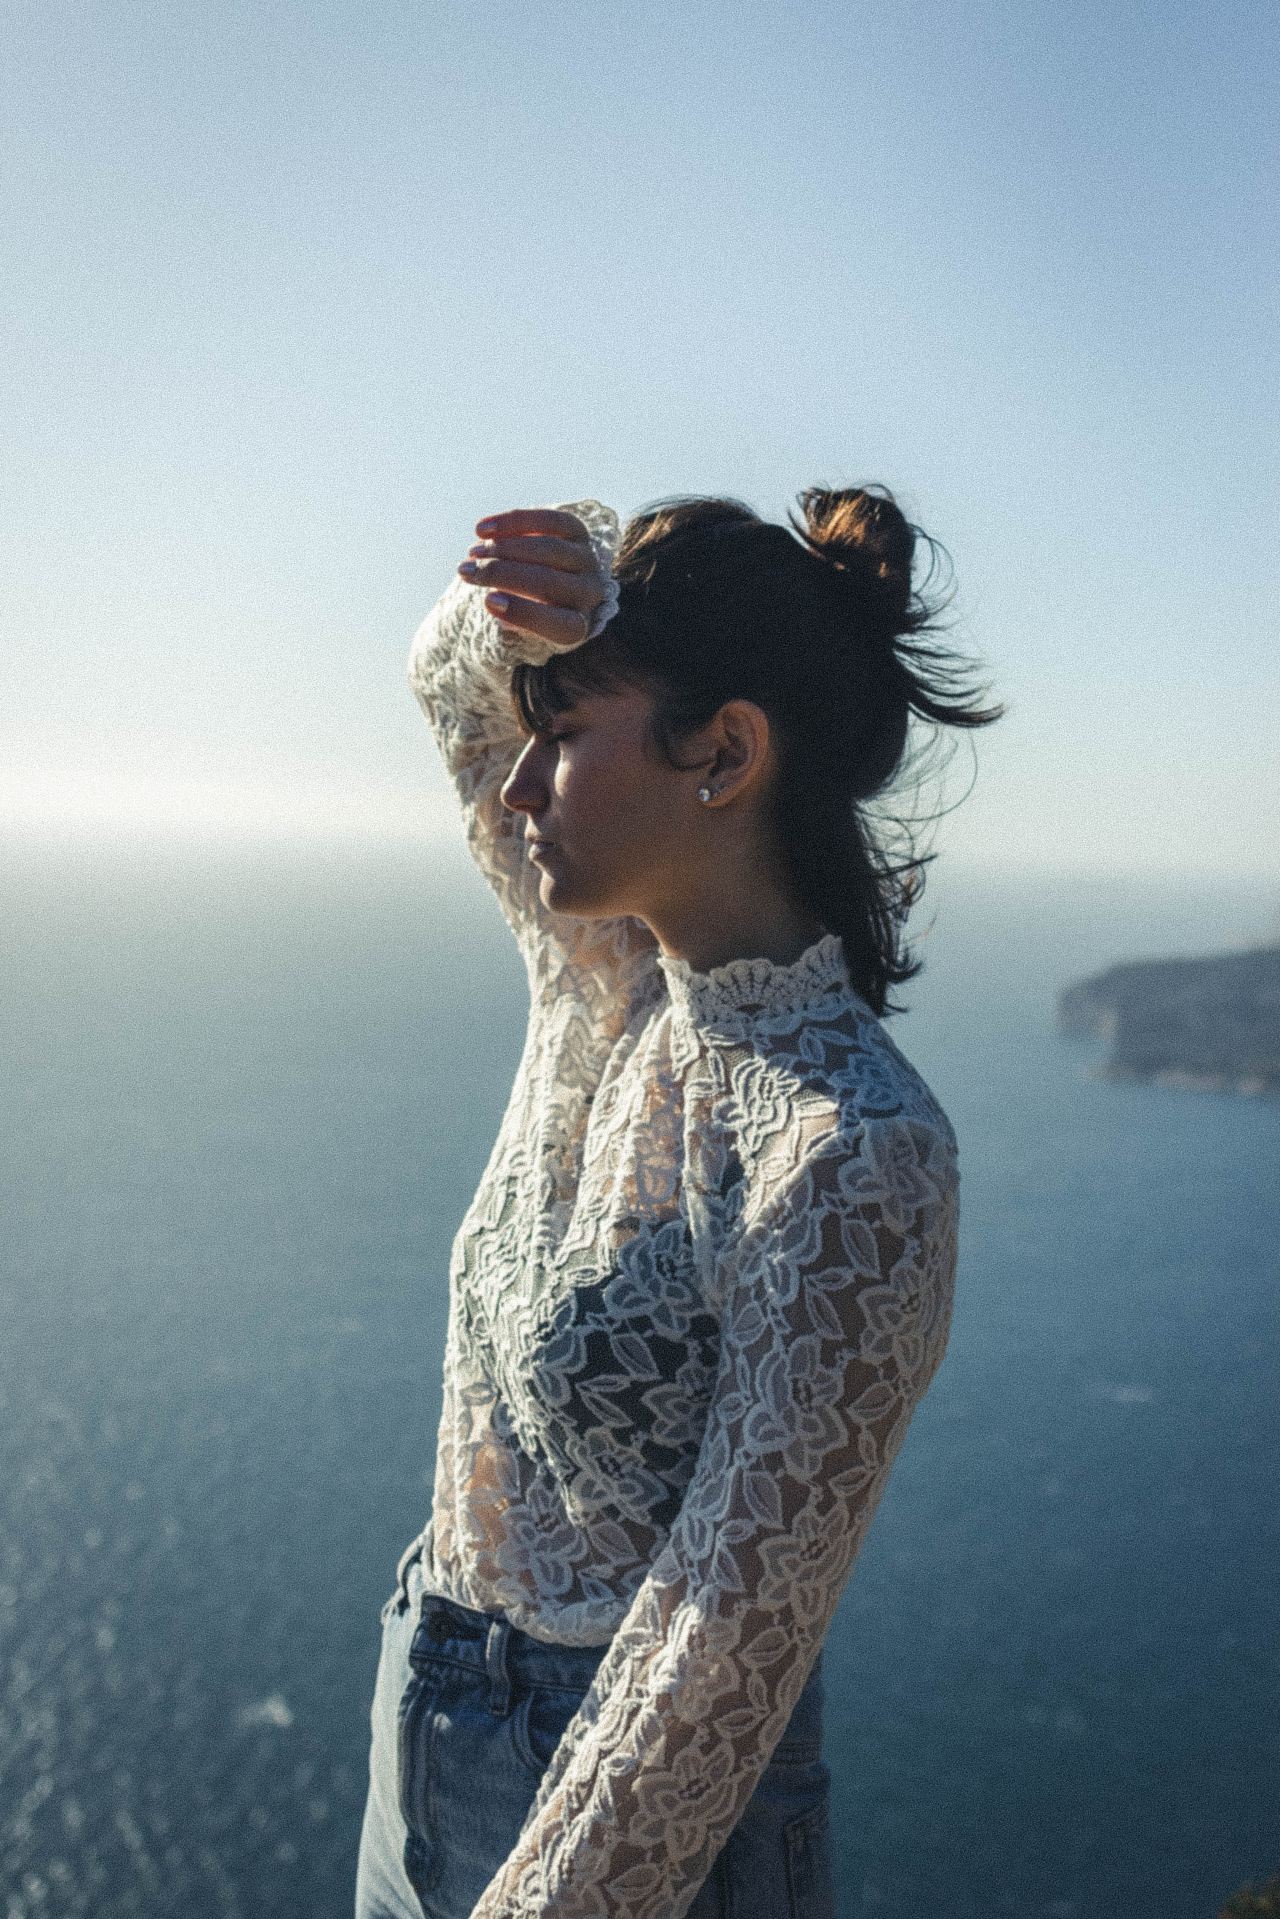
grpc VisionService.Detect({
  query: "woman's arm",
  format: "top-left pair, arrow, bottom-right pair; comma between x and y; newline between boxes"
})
406,501 -> 657,1009
468,1111 -> 959,1919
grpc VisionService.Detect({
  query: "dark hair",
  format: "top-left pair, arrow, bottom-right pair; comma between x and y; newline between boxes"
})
510,486 -> 1006,1017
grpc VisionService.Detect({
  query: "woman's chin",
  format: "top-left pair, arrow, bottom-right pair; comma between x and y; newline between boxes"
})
536,864 -> 613,917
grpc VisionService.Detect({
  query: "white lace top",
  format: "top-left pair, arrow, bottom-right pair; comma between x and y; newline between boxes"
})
404,501 -> 960,1919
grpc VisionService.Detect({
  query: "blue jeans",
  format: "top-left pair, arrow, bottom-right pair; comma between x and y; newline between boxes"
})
354,1540 -> 836,1919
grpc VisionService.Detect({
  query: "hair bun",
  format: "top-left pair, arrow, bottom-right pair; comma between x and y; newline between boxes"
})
789,485 -> 915,630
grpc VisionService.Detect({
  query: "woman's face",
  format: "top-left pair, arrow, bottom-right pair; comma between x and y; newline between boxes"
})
499,686 -> 706,924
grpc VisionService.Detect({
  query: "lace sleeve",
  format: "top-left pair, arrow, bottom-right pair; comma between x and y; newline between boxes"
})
406,498 -> 657,1004
468,1113 -> 959,1919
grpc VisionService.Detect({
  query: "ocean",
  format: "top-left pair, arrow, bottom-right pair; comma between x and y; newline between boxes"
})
2,838 -> 1276,1919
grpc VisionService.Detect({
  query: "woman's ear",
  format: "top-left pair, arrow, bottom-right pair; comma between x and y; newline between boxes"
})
706,700 -> 774,803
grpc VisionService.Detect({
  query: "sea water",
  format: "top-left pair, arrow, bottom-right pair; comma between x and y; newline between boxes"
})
1,838 -> 1276,1919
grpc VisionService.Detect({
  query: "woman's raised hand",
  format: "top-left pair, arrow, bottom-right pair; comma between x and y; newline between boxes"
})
457,507 -> 612,653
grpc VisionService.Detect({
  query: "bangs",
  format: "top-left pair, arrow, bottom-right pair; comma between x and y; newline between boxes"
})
509,627 -> 647,736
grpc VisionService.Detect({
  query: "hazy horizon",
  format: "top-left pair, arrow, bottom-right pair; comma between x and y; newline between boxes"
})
5,831 -> 1278,978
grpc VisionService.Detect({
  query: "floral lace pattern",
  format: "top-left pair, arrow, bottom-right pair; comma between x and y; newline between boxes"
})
405,503 -> 960,1919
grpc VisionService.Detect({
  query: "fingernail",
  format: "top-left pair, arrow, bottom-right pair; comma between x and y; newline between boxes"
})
488,592 -> 509,612
458,559 -> 477,575
477,519 -> 498,535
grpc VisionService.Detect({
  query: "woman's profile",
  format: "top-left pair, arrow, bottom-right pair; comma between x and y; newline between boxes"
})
354,488 -> 1004,1919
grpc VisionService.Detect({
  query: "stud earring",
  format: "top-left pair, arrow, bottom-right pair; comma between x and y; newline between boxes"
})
697,785 -> 714,803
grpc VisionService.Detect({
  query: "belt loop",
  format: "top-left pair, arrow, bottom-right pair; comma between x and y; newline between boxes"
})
395,1530 -> 426,1611
393,1535 -> 422,1611
485,1617 -> 512,1715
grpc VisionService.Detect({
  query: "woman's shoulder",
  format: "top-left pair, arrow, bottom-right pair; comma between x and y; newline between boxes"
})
743,990 -> 958,1169
844,1002 -> 958,1153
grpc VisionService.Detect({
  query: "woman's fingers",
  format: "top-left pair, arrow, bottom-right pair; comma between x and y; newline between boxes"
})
467,531 -> 597,574
455,506 -> 606,647
474,507 -> 591,544
481,593 -> 590,650
458,551 -> 599,611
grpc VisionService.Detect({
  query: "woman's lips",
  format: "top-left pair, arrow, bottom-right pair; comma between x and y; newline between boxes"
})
528,839 -> 556,860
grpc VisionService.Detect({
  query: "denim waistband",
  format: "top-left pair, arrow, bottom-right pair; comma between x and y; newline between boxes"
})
393,1539 -> 611,1699
389,1533 -> 825,1754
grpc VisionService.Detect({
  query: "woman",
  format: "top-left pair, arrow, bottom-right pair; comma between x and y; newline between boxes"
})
355,490 -> 1004,1919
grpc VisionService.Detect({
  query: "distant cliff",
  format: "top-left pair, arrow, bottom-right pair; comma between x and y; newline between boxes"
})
1057,943 -> 1280,1096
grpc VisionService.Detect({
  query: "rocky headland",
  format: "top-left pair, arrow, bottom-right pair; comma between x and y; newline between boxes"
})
1057,942 -> 1280,1097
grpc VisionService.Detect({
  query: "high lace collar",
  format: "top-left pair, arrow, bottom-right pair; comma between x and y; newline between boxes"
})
655,928 -> 859,1033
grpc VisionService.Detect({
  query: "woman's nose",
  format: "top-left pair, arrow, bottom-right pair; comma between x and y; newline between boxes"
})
500,743 -> 545,814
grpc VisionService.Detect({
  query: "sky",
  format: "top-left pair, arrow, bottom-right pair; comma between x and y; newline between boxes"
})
3,0 -> 1277,881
